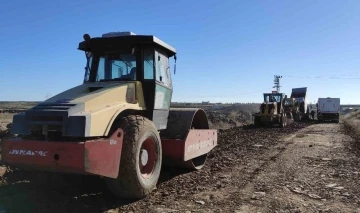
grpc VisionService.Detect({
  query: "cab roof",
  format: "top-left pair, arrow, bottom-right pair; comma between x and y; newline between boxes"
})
263,93 -> 285,96
78,32 -> 177,57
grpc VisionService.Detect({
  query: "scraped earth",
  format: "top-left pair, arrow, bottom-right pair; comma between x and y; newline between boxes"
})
1,122 -> 360,212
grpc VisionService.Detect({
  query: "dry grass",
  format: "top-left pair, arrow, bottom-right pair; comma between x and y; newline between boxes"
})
342,110 -> 360,137
0,113 -> 14,126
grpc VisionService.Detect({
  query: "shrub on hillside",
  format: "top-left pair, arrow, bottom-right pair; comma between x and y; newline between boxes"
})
342,110 -> 360,139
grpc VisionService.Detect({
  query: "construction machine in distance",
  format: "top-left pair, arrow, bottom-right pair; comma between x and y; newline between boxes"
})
317,97 -> 341,123
253,91 -> 293,127
290,87 -> 310,120
0,31 -> 218,199
283,97 -> 301,121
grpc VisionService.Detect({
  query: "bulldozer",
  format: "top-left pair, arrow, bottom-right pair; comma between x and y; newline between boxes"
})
0,31 -> 218,199
253,92 -> 293,127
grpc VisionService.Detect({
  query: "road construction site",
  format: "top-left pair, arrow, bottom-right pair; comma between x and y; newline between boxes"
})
1,32 -> 360,213
1,103 -> 360,213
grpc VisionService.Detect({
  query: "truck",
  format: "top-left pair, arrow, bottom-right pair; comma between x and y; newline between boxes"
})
0,31 -> 218,199
290,87 -> 310,120
317,97 -> 341,123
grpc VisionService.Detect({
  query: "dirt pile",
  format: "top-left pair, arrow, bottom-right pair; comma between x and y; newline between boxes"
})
206,105 -> 258,129
207,110 -> 251,129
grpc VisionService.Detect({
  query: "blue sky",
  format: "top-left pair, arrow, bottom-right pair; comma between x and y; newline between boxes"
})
0,0 -> 359,104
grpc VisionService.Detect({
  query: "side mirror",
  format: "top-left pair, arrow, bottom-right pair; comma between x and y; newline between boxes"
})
86,52 -> 92,59
83,34 -> 91,41
174,54 -> 177,75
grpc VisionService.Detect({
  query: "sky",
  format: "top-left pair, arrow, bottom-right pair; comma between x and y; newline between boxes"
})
0,0 -> 360,104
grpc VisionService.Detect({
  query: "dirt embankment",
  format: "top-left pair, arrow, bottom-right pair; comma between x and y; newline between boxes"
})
0,103 -> 260,134
207,110 -> 251,129
342,109 -> 360,138
206,105 -> 258,129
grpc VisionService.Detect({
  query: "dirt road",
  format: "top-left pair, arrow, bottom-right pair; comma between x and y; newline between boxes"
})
231,123 -> 360,213
1,122 -> 360,213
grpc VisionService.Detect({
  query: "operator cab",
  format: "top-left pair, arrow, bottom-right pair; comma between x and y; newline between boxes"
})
263,93 -> 286,114
78,31 -> 177,129
284,98 -> 298,106
263,93 -> 284,103
78,31 -> 176,84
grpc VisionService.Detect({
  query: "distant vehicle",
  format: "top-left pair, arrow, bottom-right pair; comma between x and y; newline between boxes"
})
317,97 -> 341,123
290,87 -> 310,120
252,92 -> 293,127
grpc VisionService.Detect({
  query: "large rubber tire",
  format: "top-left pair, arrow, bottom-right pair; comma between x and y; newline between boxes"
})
105,115 -> 162,199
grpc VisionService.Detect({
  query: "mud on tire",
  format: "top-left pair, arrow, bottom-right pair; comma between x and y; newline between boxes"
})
105,115 -> 162,199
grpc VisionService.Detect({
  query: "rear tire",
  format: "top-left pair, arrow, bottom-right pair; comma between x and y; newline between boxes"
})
105,115 -> 162,199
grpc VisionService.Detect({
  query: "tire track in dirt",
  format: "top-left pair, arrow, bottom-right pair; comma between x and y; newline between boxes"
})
229,123 -> 360,213
171,133 -> 300,212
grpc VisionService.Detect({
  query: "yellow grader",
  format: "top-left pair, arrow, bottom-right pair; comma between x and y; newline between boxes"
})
0,31 -> 218,199
253,92 -> 294,127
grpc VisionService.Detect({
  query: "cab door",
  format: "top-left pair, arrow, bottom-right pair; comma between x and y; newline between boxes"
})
153,50 -> 172,130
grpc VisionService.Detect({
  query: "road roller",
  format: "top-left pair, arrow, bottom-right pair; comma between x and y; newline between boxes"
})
0,31 -> 218,199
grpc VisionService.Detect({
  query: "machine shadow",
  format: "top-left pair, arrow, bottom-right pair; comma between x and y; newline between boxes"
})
0,165 -> 191,213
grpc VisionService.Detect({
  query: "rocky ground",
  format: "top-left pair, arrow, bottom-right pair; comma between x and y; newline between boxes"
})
1,106 -> 360,212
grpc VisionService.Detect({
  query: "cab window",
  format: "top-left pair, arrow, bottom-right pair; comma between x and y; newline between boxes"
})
155,51 -> 172,87
144,49 -> 154,80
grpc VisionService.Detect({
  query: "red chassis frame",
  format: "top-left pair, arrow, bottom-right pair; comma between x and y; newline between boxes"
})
1,129 -> 217,178
1,129 -> 124,179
